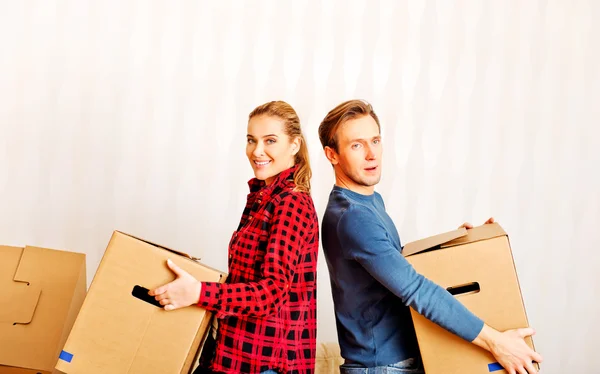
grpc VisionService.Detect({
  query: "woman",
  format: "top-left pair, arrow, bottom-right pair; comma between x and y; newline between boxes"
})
149,101 -> 319,374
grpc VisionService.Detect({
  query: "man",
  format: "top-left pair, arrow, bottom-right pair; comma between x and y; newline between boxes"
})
318,100 -> 543,374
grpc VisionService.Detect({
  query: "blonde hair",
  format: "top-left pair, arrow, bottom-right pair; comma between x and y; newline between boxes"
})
318,99 -> 381,151
249,101 -> 312,194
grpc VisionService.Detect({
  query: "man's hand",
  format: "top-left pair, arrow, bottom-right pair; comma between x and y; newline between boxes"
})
148,259 -> 202,311
474,324 -> 543,374
459,217 -> 495,230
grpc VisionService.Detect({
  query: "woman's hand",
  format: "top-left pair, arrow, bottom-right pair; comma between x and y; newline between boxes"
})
148,259 -> 202,311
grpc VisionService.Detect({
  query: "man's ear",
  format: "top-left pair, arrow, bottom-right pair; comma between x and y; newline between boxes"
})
324,146 -> 339,165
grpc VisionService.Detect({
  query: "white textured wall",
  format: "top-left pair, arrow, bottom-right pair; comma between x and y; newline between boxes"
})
1,1 -> 598,373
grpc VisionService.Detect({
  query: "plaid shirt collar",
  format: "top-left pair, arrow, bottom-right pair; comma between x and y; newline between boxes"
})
247,165 -> 298,195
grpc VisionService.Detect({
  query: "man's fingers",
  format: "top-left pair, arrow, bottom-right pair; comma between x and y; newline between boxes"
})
532,351 -> 543,363
517,327 -> 536,338
525,361 -> 538,374
164,304 -> 176,311
516,367 -> 529,374
460,217 -> 494,230
159,298 -> 170,306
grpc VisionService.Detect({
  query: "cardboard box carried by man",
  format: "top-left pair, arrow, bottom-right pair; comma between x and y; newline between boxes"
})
403,223 -> 537,374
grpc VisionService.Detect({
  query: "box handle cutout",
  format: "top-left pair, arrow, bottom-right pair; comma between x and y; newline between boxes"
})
447,282 -> 480,297
132,285 -> 163,308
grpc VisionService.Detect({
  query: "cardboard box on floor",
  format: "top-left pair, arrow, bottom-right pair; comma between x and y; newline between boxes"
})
0,245 -> 86,374
403,223 -> 537,374
55,231 -> 227,374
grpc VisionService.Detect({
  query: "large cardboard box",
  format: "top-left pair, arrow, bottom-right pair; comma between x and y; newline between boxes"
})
0,245 -> 86,374
55,231 -> 227,374
403,223 -> 537,374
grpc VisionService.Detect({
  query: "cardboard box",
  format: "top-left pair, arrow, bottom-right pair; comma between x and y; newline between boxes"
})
55,231 -> 227,374
0,245 -> 86,374
403,223 -> 537,374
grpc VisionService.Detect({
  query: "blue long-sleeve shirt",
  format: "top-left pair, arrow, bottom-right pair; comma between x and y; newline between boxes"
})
322,186 -> 484,367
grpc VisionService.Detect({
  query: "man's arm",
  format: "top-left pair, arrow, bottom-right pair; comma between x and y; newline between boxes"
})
337,206 -> 484,342
338,207 -> 543,374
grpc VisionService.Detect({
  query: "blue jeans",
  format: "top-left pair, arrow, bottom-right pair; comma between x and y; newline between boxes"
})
340,357 -> 424,374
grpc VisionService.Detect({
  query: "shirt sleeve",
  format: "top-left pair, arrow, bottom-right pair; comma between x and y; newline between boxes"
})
198,193 -> 309,318
337,205 -> 484,342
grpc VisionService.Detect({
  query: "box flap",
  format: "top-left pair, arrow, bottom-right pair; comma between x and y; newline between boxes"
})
403,228 -> 468,257
0,282 -> 41,324
440,223 -> 507,248
115,231 -> 202,261
0,246 -> 42,325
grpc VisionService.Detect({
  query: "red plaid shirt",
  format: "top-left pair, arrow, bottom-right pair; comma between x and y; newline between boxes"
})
198,166 -> 319,374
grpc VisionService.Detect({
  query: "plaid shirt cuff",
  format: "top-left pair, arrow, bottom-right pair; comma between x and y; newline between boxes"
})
198,281 -> 223,316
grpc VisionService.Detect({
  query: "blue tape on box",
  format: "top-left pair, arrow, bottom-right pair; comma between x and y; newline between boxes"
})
59,350 -> 74,363
488,362 -> 503,372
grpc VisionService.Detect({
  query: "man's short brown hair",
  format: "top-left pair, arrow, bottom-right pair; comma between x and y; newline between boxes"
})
318,100 -> 381,151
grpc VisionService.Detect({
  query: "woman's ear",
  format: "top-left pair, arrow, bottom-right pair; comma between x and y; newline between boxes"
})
291,137 -> 301,156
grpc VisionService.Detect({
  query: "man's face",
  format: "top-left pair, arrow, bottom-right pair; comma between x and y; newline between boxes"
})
326,115 -> 382,193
